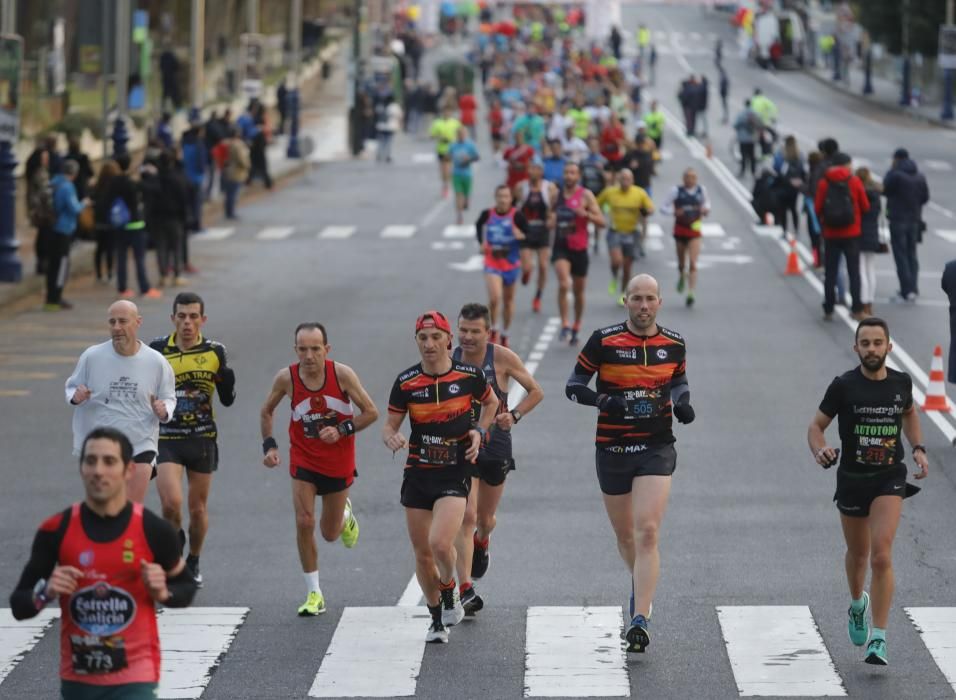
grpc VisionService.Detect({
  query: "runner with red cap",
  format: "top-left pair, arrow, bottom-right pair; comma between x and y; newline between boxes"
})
383,310 -> 498,643
260,323 -> 379,617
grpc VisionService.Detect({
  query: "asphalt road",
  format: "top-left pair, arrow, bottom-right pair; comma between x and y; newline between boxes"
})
1,4 -> 955,699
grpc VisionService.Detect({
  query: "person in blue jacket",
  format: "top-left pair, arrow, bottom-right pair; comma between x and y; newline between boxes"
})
46,160 -> 87,310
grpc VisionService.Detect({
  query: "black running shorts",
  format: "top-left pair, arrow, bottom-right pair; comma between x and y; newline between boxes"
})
519,228 -> 551,250
158,438 -> 219,473
551,244 -> 589,277
833,465 -> 907,518
595,444 -> 677,495
470,457 -> 515,487
401,467 -> 471,510
293,466 -> 354,495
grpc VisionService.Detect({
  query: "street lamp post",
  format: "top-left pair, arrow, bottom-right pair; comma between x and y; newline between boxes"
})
942,0 -> 955,121
112,0 -> 130,155
349,0 -> 365,156
189,0 -> 205,123
286,0 -> 302,158
899,0 -> 911,106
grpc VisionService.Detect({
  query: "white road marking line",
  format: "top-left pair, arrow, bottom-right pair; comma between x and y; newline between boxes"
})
928,202 -> 956,219
534,342 -> 549,352
256,226 -> 295,241
448,254 -> 485,271
905,607 -> 956,694
318,226 -> 356,239
421,199 -> 448,227
381,225 -> 417,239
935,229 -> 956,243
528,351 -> 544,361
158,607 -> 248,699
443,225 -> 474,238
701,222 -> 726,237
647,223 -> 664,237
717,606 -> 846,697
653,93 -> 956,443
396,316 -> 562,608
192,227 -> 235,241
924,160 -> 953,172
412,152 -> 436,164
310,607 -> 428,697
524,606 -> 629,698
696,254 -> 752,265
431,240 -> 465,250
0,608 -> 59,685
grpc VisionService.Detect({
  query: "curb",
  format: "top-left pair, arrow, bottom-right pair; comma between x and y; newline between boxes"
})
803,68 -> 956,131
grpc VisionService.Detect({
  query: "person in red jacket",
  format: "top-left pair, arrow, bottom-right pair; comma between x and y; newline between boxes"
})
815,153 -> 869,321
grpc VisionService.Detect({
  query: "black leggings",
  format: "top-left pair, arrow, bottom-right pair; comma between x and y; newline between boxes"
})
45,234 -> 71,305
94,225 -> 115,280
775,196 -> 800,234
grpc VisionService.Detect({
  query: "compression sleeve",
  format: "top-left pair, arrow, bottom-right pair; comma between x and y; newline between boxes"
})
163,566 -> 198,608
214,345 -> 236,406
475,210 -> 490,244
670,372 -> 690,405
566,368 -> 600,406
9,511 -> 70,620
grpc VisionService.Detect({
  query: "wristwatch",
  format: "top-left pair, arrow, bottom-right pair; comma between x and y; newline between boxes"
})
33,578 -> 50,610
510,409 -> 522,423
473,425 -> 487,440
912,444 -> 926,455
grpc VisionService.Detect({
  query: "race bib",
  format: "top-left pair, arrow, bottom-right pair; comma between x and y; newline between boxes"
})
622,389 -> 666,421
419,437 -> 459,466
71,634 -> 128,675
854,434 -> 898,467
303,413 -> 338,439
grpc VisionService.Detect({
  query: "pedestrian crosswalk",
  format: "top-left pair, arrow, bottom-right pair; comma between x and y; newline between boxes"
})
4,604 -> 956,698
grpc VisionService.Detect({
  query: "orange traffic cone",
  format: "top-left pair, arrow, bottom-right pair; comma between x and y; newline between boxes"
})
785,236 -> 801,275
922,345 -> 952,412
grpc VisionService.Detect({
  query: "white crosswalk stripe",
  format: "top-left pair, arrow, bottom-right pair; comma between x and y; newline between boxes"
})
0,608 -> 58,684
5,605 -> 956,696
255,226 -> 296,240
924,159 -> 953,172
717,606 -> 846,697
380,225 -> 417,238
317,226 -> 356,239
524,606 -> 629,697
443,225 -> 474,238
310,607 -> 427,697
192,227 -> 235,242
158,607 -> 248,699
935,229 -> 956,243
701,223 -> 726,237
905,607 -> 956,694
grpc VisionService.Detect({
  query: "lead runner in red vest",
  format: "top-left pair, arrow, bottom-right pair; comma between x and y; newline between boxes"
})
260,322 -> 379,617
8,427 -> 197,700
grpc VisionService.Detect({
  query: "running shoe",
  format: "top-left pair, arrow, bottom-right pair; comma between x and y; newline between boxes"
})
184,264 -> 200,275
489,329 -> 499,344
119,289 -> 135,299
676,275 -> 685,293
186,555 -> 203,588
440,584 -> 465,626
847,592 -> 870,646
42,303 -> 61,312
559,326 -> 571,342
617,296 -> 625,307
532,296 -> 542,313
297,591 -> 326,616
569,328 -> 580,346
426,619 -> 449,643
624,614 -> 650,653
685,292 -> 695,308
58,300 -> 74,310
340,498 -> 359,548
143,288 -> 163,299
608,279 -> 617,297
864,638 -> 888,665
472,533 -> 490,579
461,585 -> 484,616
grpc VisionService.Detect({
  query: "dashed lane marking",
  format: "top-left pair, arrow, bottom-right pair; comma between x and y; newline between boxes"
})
380,225 -> 417,239
317,226 -> 356,239
255,226 -> 296,241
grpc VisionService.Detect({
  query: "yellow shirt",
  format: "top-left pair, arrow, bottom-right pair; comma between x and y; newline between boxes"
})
597,185 -> 654,233
430,118 -> 462,155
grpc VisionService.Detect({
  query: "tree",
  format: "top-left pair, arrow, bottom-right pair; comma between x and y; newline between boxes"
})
856,0 -> 946,57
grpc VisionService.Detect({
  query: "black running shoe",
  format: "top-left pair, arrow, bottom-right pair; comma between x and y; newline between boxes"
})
186,555 -> 203,588
461,586 -> 484,616
472,534 -> 490,579
624,615 -> 650,653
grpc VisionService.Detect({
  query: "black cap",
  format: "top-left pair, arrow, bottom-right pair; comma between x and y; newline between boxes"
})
893,148 -> 909,160
831,152 -> 851,166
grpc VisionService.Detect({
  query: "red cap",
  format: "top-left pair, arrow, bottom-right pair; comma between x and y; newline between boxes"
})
415,310 -> 452,335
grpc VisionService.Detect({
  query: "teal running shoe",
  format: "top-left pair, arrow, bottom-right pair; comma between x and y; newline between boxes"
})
864,637 -> 888,665
847,592 -> 870,647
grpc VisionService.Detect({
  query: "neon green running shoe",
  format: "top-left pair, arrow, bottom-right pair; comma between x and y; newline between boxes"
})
676,275 -> 685,293
847,591 -> 870,646
340,498 -> 359,548
297,591 -> 326,616
864,637 -> 888,665
608,279 -> 618,297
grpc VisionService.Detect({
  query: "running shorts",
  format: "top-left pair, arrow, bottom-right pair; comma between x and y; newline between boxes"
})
833,465 -> 908,518
61,681 -> 159,700
401,467 -> 471,510
595,444 -> 676,495
452,173 -> 473,196
470,457 -> 515,487
158,438 -> 218,473
519,226 -> 551,250
606,229 -> 637,258
292,465 -> 355,495
485,266 -> 521,286
551,244 -> 589,277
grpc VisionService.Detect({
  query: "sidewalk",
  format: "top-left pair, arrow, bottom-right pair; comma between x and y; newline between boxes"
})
804,59 -> 956,131
0,40 -> 349,311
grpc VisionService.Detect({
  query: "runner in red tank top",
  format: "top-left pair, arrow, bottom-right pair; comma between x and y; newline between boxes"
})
8,428 -> 196,700
260,322 -> 379,617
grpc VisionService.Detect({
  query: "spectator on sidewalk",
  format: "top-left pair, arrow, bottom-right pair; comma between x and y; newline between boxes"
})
144,151 -> 189,287
91,160 -> 121,284
883,147 -> 930,303
718,67 -> 729,124
733,99 -> 759,178
276,81 -> 288,136
66,136 -> 94,201
696,75 -> 710,138
180,122 -> 207,232
46,161 -> 87,311
803,150 -> 824,266
815,152 -> 869,321
222,127 -> 250,220
247,102 -> 273,189
404,79 -> 424,135
27,149 -> 56,278
856,167 -> 883,317
376,96 -> 403,163
160,48 -> 181,111
156,112 -> 175,150
772,135 -> 806,237
112,154 -> 160,299
943,259 -> 956,384
204,110 -> 225,200
678,75 -> 697,137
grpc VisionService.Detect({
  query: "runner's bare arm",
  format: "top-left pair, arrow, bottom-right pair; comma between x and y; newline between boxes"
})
901,403 -> 929,479
584,190 -> 606,227
503,346 -> 544,417
807,410 -> 837,466
335,363 -> 379,432
476,386 -> 499,433
260,369 -> 292,466
382,410 -> 408,452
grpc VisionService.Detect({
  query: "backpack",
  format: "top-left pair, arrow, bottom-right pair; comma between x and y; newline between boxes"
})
28,179 -> 55,228
822,179 -> 855,228
110,197 -> 131,228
